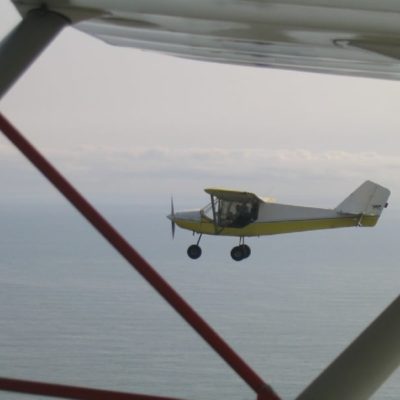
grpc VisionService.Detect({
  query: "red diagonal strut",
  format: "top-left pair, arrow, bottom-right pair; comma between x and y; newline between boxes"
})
0,377 -> 188,400
0,113 -> 280,400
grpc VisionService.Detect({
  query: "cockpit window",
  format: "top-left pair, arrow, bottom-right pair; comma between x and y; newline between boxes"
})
201,197 -> 259,227
218,199 -> 258,227
201,200 -> 216,221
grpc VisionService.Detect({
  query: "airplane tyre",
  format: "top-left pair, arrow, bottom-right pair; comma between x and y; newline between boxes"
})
187,244 -> 202,259
241,244 -> 251,258
231,246 -> 244,261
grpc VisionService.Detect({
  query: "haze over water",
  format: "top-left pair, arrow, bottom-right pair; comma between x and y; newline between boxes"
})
1,203 -> 399,400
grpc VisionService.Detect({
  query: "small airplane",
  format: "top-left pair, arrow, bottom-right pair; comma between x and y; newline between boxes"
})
168,180 -> 390,261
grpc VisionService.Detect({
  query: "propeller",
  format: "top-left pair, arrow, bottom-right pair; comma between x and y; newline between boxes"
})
170,197 -> 176,239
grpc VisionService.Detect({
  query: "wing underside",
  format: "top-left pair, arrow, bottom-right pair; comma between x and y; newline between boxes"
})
9,0 -> 400,80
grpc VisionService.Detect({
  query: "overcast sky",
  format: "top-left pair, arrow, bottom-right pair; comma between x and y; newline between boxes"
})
1,0 -> 400,210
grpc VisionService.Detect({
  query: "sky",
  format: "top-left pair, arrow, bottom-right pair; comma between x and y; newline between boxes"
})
1,0 -> 400,210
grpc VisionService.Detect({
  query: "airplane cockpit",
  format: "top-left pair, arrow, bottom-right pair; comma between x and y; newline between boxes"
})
201,197 -> 259,228
217,199 -> 259,227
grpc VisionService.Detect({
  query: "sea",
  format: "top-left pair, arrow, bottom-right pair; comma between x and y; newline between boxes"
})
1,202 -> 399,400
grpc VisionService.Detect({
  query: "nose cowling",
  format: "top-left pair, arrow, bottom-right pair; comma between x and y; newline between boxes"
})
171,210 -> 201,222
167,209 -> 201,238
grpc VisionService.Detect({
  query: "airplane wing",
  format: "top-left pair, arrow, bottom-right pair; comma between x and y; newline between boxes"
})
205,188 -> 262,203
10,0 -> 400,80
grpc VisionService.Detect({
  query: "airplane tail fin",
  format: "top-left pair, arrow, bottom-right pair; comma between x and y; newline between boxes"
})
335,181 -> 390,223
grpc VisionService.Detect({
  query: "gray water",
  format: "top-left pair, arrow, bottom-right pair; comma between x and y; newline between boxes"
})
1,203 -> 399,400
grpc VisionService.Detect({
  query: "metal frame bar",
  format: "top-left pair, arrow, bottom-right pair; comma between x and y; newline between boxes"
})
0,112 -> 280,400
0,378 -> 187,400
296,295 -> 400,400
0,7 -> 69,100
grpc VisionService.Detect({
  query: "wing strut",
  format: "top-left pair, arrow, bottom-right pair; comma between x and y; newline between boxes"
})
0,7 -> 69,100
210,194 -> 219,233
0,377 -> 187,400
296,295 -> 400,400
0,113 -> 280,400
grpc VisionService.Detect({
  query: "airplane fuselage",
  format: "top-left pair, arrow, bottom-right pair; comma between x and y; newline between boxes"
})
173,202 -> 378,237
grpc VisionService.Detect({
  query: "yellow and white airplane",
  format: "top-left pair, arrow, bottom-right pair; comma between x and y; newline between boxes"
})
168,180 -> 390,261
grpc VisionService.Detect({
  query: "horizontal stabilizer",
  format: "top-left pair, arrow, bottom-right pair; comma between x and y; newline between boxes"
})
335,181 -> 390,216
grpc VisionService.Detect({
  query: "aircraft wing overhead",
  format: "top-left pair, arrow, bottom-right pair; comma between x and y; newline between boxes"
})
10,0 -> 400,80
205,188 -> 262,203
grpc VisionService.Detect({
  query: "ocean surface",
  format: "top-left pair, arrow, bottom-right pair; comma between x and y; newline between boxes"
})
1,203 -> 399,400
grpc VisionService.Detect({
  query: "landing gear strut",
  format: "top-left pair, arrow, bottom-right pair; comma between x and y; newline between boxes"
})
187,234 -> 202,260
230,238 -> 251,261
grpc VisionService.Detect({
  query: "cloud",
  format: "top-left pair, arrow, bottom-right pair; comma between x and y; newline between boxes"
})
69,146 -> 400,183
0,144 -> 397,206
50,145 -> 399,170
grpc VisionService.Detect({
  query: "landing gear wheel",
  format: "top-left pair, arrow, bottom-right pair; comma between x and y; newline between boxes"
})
231,246 -> 244,261
241,244 -> 251,259
187,244 -> 202,259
